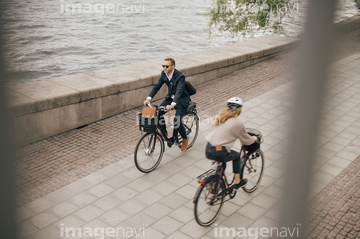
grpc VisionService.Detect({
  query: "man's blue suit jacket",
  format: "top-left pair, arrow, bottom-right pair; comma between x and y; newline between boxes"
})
149,69 -> 190,108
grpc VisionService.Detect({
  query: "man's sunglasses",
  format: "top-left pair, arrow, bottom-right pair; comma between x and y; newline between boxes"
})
162,65 -> 172,68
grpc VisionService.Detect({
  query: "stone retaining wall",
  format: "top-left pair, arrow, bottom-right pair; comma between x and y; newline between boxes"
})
6,36 -> 298,147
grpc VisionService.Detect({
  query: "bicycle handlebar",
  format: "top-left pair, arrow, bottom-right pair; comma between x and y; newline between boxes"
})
146,102 -> 174,113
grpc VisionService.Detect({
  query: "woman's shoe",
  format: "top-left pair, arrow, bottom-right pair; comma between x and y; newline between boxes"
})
234,178 -> 247,191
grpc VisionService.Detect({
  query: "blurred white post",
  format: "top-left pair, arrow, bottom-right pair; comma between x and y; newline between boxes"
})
278,0 -> 338,235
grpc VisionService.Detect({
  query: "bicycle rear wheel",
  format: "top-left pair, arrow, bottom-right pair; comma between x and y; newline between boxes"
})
182,113 -> 199,149
134,132 -> 164,173
241,150 -> 265,193
194,175 -> 225,227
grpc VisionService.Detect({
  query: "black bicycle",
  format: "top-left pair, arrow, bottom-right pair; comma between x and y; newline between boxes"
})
134,102 -> 199,173
193,129 -> 264,226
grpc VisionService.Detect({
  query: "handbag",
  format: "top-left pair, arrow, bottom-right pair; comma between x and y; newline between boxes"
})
142,107 -> 156,117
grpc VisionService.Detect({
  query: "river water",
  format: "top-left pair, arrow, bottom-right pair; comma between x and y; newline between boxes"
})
1,0 -> 358,85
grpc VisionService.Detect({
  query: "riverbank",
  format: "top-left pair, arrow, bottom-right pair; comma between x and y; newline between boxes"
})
6,35 -> 298,148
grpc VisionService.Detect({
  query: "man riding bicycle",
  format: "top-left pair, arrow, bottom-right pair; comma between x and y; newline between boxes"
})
143,58 -> 190,152
205,97 -> 258,191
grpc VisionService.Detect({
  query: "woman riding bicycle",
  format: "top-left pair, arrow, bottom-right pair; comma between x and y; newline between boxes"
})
205,97 -> 258,191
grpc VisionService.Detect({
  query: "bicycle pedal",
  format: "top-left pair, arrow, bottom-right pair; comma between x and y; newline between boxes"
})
251,152 -> 260,158
219,186 -> 233,197
230,190 -> 237,199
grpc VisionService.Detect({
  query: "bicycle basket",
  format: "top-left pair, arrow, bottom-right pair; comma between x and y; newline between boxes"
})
243,128 -> 263,154
138,113 -> 157,133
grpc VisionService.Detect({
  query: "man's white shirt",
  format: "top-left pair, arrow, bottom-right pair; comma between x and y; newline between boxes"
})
147,69 -> 177,106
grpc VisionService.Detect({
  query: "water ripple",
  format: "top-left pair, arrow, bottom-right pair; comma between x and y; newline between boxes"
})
1,0 -> 358,85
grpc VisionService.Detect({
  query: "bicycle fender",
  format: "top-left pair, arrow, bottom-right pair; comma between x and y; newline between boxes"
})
193,185 -> 203,204
193,175 -> 219,204
240,157 -> 248,178
154,132 -> 165,152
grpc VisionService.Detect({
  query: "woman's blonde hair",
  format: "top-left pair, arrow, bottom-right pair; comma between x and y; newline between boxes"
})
213,107 -> 242,126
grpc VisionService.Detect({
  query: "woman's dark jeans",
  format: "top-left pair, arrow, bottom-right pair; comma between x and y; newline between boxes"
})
205,142 -> 241,174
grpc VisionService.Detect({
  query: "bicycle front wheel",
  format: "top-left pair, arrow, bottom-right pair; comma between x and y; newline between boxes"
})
241,150 -> 265,193
134,132 -> 164,173
194,175 -> 225,227
182,113 -> 199,149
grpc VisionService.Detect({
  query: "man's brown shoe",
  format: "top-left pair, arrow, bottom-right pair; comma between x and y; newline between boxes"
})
181,137 -> 190,152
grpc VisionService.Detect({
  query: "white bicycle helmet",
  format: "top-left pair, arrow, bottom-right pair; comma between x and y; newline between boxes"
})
227,97 -> 243,110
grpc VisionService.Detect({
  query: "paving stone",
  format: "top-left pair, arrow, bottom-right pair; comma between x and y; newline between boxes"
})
142,227 -> 166,239
167,231 -> 193,239
69,192 -> 98,208
24,197 -> 55,215
28,211 -> 60,230
83,172 -> 109,185
127,177 -> 155,193
249,216 -> 277,229
102,174 -> 131,190
263,166 -> 285,179
262,184 -> 283,200
152,216 -> 183,236
25,225 -> 60,239
221,212 -> 254,229
125,211 -> 157,229
251,194 -> 279,210
55,215 -> 85,229
17,221 -> 38,238
150,180 -> 178,196
141,170 -> 169,184
99,208 -> 129,227
159,193 -> 188,210
88,183 -> 115,198
169,205 -> 196,224
92,194 -> 122,211
319,163 -> 345,177
74,205 -> 104,222
116,198 -> 147,216
179,220 -> 213,238
142,202 -> 173,220
134,189 -> 164,206
48,201 -> 80,219
112,186 -> 138,202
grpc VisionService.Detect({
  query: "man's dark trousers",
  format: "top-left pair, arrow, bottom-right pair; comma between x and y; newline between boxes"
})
158,99 -> 187,140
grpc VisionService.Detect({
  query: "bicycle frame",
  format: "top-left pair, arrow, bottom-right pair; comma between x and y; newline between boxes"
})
202,146 -> 249,204
140,102 -> 198,150
157,122 -> 181,147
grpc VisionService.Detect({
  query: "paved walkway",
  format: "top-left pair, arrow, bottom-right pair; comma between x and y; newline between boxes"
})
11,14 -> 360,208
12,14 -> 360,239
12,46 -> 296,207
14,49 -> 360,238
